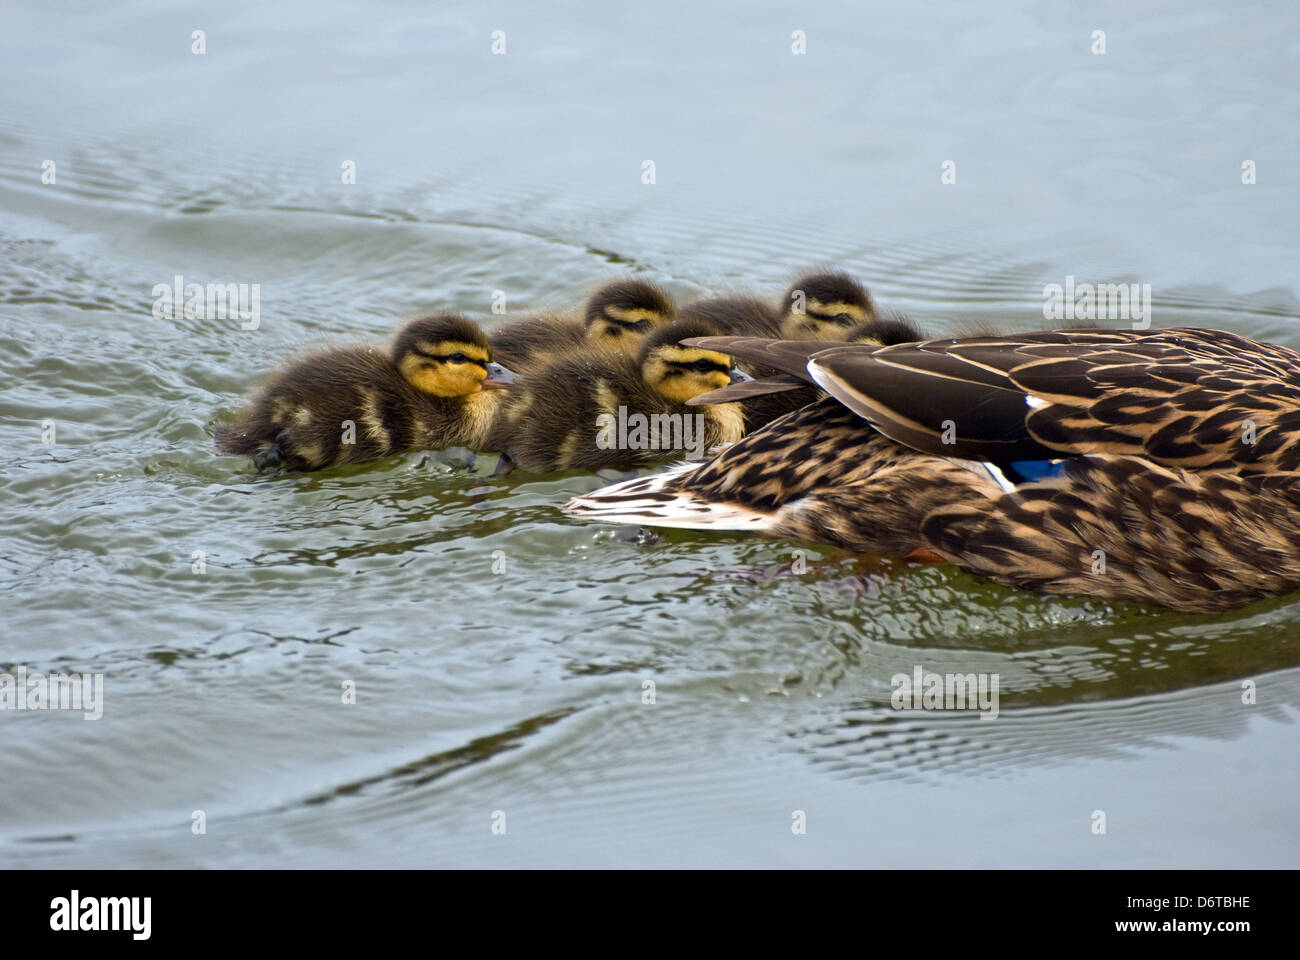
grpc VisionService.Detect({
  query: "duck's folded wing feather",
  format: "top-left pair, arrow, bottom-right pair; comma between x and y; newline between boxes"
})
685,373 -> 807,406
807,329 -> 1300,470
806,344 -> 1051,461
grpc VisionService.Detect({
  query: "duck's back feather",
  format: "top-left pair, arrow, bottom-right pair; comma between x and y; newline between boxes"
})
811,328 -> 1300,472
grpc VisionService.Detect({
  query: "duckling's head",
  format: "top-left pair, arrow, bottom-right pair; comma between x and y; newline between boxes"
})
639,320 -> 748,404
848,311 -> 923,346
779,270 -> 876,340
584,278 -> 676,350
393,314 -> 518,397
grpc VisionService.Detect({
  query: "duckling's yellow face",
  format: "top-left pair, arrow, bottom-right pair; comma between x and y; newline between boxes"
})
399,339 -> 494,396
643,345 -> 737,404
588,305 -> 670,353
780,299 -> 872,341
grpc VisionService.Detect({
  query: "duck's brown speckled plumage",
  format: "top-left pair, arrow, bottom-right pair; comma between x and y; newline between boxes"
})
567,327 -> 1300,611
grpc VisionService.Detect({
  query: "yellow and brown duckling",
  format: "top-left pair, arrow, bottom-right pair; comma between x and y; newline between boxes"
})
847,310 -> 923,347
489,277 -> 677,373
568,326 -> 1300,612
486,318 -> 750,473
777,269 -> 877,340
215,314 -> 518,472
675,271 -> 879,344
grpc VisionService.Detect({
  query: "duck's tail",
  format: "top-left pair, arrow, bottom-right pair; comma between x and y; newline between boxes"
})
562,463 -> 776,532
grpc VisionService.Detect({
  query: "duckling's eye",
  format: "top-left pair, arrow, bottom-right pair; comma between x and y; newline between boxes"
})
829,313 -> 855,327
629,319 -> 653,333
691,359 -> 715,373
447,353 -> 470,363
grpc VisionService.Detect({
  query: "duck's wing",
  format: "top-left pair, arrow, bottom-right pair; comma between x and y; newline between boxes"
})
685,373 -> 807,405
807,327 -> 1300,471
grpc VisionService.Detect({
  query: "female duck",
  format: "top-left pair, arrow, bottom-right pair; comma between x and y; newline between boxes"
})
216,314 -> 517,471
566,327 -> 1300,612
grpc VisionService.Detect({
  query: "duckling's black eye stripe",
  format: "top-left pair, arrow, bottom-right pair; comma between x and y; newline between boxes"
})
668,360 -> 729,374
414,348 -> 488,369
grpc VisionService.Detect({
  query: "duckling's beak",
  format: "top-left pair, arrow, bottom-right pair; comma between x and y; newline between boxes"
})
728,367 -> 753,384
482,362 -> 520,390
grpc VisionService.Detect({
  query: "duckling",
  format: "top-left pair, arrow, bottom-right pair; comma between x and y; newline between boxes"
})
486,318 -> 750,473
490,277 -> 676,373
215,314 -> 518,472
777,270 -> 877,340
847,310 -> 923,347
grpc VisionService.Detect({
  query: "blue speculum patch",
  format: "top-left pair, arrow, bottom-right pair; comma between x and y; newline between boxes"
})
1008,459 -> 1067,483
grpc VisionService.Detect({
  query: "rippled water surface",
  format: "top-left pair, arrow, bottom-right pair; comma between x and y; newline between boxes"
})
1,0 -> 1298,867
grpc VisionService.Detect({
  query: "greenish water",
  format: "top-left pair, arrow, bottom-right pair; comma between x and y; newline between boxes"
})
1,0 -> 1297,867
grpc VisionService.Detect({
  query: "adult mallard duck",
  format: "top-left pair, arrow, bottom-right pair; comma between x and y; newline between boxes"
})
565,327 -> 1300,612
216,314 -> 518,471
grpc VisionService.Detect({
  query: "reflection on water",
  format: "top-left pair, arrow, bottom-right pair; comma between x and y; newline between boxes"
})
1,0 -> 1298,867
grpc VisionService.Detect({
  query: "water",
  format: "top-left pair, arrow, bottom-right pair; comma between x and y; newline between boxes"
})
1,0 -> 1297,867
